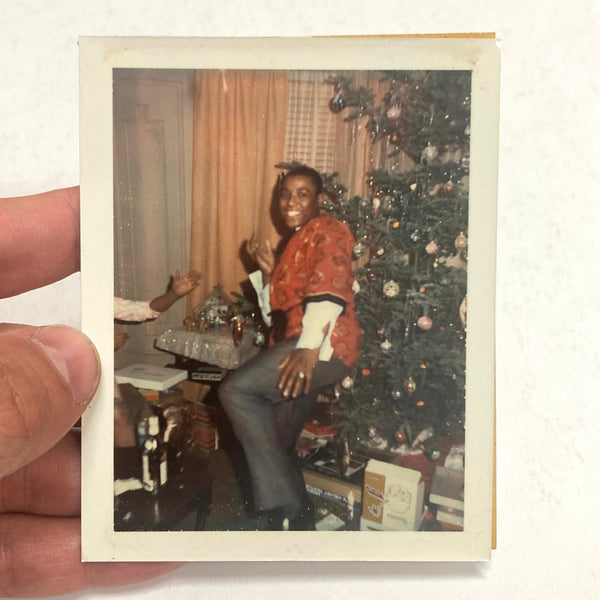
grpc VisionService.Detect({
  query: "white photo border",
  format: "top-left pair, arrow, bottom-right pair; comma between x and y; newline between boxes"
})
80,35 -> 499,562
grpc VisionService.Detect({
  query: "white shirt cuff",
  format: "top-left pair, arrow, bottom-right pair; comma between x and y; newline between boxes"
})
297,300 -> 344,361
249,270 -> 272,327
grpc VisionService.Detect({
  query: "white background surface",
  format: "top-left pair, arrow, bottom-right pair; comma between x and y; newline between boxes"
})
1,2 -> 598,599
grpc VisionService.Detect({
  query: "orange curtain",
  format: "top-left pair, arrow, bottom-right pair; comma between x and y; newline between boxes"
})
188,69 -> 288,311
333,72 -> 392,198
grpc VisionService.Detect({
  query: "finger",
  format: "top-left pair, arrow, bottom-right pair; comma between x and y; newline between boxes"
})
0,324 -> 100,478
174,270 -> 181,281
277,353 -> 291,370
0,187 -> 80,299
0,514 -> 183,598
291,374 -> 305,399
303,371 -> 313,396
277,366 -> 294,398
0,430 -> 81,517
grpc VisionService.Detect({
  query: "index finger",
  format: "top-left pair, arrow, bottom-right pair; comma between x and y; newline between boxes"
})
0,187 -> 80,299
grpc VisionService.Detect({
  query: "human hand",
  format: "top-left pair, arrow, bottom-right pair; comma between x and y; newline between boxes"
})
114,331 -> 129,350
277,347 -> 320,398
0,187 -> 183,596
246,234 -> 275,283
172,269 -> 201,297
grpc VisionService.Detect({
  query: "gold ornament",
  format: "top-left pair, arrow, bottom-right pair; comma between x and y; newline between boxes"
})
454,231 -> 468,250
404,376 -> 416,395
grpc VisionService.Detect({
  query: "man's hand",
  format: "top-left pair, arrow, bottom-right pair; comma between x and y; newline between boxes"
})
277,347 -> 320,398
246,234 -> 275,284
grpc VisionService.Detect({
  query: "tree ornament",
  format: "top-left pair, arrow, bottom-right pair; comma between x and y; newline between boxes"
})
341,375 -> 354,390
376,247 -> 385,257
368,425 -> 378,438
380,339 -> 392,351
352,280 -> 361,293
392,389 -> 402,399
454,231 -> 468,250
421,144 -> 439,163
361,368 -> 371,376
386,105 -> 402,121
404,377 -> 416,394
410,230 -> 421,243
353,241 -> 366,257
253,330 -> 266,346
329,90 -> 347,113
409,182 -> 418,192
383,280 -> 400,298
377,328 -> 385,337
425,240 -> 439,255
372,196 -> 381,213
428,449 -> 441,461
391,220 -> 401,230
368,271 -> 378,282
442,181 -> 455,195
417,315 -> 433,330
394,430 -> 407,443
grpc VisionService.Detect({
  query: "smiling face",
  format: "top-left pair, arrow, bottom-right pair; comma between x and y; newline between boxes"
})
278,174 -> 323,230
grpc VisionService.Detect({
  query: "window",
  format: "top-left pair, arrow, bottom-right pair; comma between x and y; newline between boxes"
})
283,71 -> 339,172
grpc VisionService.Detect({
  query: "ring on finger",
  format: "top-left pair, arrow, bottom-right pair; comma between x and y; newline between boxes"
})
298,371 -> 305,379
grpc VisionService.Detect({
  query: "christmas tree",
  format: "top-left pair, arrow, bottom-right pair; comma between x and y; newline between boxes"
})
320,71 -> 471,460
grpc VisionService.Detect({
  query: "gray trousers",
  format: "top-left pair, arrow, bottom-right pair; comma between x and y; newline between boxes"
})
218,336 -> 349,514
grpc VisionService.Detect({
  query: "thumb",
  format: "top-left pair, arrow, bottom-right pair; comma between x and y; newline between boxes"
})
0,324 -> 101,478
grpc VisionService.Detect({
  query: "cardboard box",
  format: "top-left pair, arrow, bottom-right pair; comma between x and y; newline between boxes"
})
429,466 -> 464,512
360,459 -> 425,531
115,363 -> 188,391
303,467 -> 362,505
435,505 -> 464,529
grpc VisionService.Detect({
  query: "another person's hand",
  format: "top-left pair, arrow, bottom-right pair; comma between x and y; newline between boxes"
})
114,331 -> 129,350
0,187 -> 182,597
277,347 -> 320,398
246,234 -> 275,283
172,269 -> 201,297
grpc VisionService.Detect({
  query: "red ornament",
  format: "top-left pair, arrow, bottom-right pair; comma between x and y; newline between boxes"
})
417,316 -> 433,331
442,181 -> 455,194
394,430 -> 407,443
362,368 -> 371,376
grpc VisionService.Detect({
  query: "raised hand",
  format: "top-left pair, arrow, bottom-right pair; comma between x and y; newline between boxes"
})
246,233 -> 275,283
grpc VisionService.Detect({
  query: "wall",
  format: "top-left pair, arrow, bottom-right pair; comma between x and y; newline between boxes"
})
1,3 -> 599,599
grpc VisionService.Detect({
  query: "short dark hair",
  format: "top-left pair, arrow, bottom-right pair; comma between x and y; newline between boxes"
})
280,165 -> 323,195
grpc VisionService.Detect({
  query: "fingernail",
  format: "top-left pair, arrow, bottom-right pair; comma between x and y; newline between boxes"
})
32,326 -> 101,405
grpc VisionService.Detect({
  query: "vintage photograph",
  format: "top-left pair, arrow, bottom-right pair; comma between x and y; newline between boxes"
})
80,36 -> 498,561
